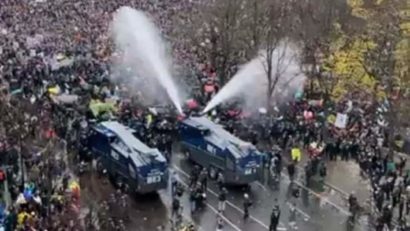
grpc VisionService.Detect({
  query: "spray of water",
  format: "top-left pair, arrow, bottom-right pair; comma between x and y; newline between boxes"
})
111,6 -> 183,114
203,42 -> 306,113
203,55 -> 266,113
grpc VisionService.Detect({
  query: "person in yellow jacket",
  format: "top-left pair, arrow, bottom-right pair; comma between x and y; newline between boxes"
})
291,147 -> 301,163
179,223 -> 195,231
17,210 -> 31,228
146,113 -> 153,128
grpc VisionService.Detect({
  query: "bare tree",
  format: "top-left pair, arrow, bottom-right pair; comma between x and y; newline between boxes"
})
175,0 -> 250,85
257,0 -> 300,110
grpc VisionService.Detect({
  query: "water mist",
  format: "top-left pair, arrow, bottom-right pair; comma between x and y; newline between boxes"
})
111,6 -> 183,114
203,42 -> 306,113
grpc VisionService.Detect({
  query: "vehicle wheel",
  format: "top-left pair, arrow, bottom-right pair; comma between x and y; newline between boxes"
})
123,182 -> 130,194
185,150 -> 195,163
96,159 -> 104,174
186,150 -> 194,159
208,166 -> 217,180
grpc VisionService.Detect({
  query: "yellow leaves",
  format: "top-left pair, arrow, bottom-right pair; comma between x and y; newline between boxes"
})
347,0 -> 373,19
375,0 -> 385,5
347,0 -> 364,8
328,23 -> 348,52
331,39 -> 375,76
400,22 -> 410,36
325,37 -> 378,99
395,38 -> 410,85
329,0 -> 409,100
399,9 -> 410,18
395,39 -> 410,64
351,7 -> 373,20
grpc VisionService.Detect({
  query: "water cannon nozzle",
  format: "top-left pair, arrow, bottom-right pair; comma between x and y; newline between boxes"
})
177,114 -> 186,121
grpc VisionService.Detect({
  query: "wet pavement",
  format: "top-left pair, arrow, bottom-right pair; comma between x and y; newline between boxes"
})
172,152 -> 370,231
79,150 -> 373,231
280,148 -> 371,207
325,160 -> 370,203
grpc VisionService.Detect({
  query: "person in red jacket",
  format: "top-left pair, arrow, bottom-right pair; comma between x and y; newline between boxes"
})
0,169 -> 5,187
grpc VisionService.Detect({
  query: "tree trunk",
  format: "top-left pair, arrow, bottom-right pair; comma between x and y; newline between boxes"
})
266,49 -> 274,111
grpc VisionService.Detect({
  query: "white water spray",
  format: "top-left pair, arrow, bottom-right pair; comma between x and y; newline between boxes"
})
203,42 -> 306,113
203,55 -> 266,113
111,7 -> 183,114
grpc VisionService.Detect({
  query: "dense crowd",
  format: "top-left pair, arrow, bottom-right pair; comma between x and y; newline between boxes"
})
0,0 -> 409,231
0,0 -> 206,230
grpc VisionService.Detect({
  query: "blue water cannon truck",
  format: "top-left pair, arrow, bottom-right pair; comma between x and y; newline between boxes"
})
88,121 -> 168,193
178,116 -> 263,185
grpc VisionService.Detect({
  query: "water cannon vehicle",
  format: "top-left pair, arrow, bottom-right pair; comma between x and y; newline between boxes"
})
178,116 -> 263,184
88,121 -> 168,193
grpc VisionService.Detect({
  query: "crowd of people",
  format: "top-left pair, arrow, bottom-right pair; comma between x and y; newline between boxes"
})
0,0 -> 409,231
0,0 -> 204,230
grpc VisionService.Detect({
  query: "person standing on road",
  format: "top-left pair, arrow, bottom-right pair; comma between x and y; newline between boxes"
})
189,186 -> 197,214
318,161 -> 327,178
288,202 -> 297,229
199,168 -> 208,192
291,146 -> 301,163
348,192 -> 358,220
287,161 -> 296,182
269,203 -> 281,231
170,171 -> 178,198
274,151 -> 282,174
304,161 -> 312,187
216,216 -> 224,231
381,205 -> 393,229
243,193 -> 252,221
216,172 -> 224,191
399,194 -> 405,221
0,169 -> 5,188
190,165 -> 200,187
218,187 -> 227,214
171,196 -> 181,225
195,186 -> 206,210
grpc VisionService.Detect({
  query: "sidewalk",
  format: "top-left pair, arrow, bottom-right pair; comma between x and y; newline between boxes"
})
280,149 -> 366,200
324,160 -> 370,202
283,147 -> 410,226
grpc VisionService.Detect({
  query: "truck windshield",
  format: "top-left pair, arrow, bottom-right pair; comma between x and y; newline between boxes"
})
137,150 -> 159,163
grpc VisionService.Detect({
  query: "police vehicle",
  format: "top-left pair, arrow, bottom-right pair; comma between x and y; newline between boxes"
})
178,116 -> 263,184
88,121 -> 168,193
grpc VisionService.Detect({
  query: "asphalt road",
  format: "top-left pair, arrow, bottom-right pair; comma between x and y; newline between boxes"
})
170,152 -> 370,231
79,151 -> 372,231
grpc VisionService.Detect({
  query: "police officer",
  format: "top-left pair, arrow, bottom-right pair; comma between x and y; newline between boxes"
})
216,172 -> 225,191
215,216 -> 224,231
243,193 -> 252,221
199,168 -> 208,192
287,161 -> 295,181
348,192 -> 358,220
381,205 -> 393,229
190,165 -> 200,187
269,201 -> 281,231
304,161 -> 312,187
189,186 -> 197,213
170,171 -> 178,197
218,187 -> 227,214
171,196 -> 181,225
